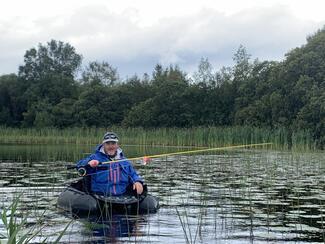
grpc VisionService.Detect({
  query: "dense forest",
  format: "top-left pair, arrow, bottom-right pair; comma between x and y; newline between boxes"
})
0,27 -> 324,147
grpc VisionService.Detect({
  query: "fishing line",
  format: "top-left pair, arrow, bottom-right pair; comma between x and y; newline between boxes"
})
76,142 -> 272,177
98,142 -> 272,165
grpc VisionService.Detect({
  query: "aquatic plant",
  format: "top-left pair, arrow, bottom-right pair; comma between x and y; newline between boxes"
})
0,195 -> 71,244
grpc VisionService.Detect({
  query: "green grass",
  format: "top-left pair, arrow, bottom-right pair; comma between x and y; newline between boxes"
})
0,126 -> 318,150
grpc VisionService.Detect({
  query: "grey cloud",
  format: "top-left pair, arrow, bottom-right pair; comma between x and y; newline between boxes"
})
0,4 -> 324,77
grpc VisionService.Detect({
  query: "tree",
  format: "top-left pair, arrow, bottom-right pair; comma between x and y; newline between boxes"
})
82,61 -> 119,86
0,74 -> 26,126
23,99 -> 54,127
233,45 -> 252,83
73,86 -> 107,127
17,40 -> 82,126
193,58 -> 215,87
123,79 -> 191,127
152,64 -> 188,86
52,98 -> 77,127
19,40 -> 82,80
295,85 -> 325,148
18,40 -> 82,104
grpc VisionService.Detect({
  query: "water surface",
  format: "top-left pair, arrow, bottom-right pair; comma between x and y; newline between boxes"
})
0,144 -> 324,243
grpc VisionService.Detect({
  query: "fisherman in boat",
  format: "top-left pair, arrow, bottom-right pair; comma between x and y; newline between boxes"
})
76,132 -> 144,196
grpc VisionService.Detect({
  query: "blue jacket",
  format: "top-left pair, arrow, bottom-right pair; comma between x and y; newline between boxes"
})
76,144 -> 143,196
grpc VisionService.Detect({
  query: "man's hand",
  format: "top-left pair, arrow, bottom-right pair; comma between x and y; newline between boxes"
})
88,159 -> 99,168
133,182 -> 143,195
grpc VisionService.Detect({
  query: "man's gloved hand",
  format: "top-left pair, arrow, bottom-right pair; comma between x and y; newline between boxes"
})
88,159 -> 99,168
133,182 -> 143,195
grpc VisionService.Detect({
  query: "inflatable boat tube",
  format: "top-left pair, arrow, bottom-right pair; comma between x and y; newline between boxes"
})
57,179 -> 159,215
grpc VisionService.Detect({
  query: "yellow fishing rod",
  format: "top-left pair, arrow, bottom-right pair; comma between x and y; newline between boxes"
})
95,142 -> 272,165
74,142 -> 272,176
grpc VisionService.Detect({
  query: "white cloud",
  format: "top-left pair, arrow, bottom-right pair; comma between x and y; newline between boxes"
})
0,1 -> 324,77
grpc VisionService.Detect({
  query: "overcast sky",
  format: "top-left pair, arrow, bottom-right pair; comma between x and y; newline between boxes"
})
1,0 -> 325,78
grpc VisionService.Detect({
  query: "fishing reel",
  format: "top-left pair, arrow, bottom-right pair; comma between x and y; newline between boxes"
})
66,165 -> 87,176
77,167 -> 87,177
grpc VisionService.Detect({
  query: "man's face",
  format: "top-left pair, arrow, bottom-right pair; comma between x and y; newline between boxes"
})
103,142 -> 119,156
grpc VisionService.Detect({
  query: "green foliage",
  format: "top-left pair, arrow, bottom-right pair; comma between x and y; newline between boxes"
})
193,58 -> 215,86
52,98 -> 76,127
82,61 -> 119,86
16,40 -> 81,127
18,39 -> 82,80
0,195 -> 71,243
0,27 -> 324,148
123,79 -> 191,127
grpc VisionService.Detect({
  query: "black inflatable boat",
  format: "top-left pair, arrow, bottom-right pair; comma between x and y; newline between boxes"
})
57,179 -> 159,215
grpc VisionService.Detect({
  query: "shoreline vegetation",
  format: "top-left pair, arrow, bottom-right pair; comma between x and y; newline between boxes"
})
0,126 -> 318,151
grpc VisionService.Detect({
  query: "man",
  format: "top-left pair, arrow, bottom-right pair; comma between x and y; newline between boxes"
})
76,132 -> 143,196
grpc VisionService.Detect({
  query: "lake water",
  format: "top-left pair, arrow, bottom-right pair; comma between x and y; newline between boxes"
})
0,144 -> 324,243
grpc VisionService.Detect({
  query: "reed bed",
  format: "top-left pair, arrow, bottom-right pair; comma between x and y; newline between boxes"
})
0,126 -> 317,151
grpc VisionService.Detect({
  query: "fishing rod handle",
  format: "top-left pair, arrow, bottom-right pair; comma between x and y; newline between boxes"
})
66,165 -> 77,170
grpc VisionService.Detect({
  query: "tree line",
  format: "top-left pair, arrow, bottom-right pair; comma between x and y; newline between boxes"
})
0,27 -> 324,147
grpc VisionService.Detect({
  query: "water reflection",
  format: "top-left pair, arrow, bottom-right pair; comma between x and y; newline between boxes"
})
66,213 -> 146,242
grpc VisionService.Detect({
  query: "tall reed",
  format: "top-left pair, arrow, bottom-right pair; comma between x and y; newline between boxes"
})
0,126 -> 317,150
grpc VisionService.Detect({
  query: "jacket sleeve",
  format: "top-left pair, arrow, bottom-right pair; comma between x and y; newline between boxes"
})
76,154 -> 96,168
127,162 -> 143,183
